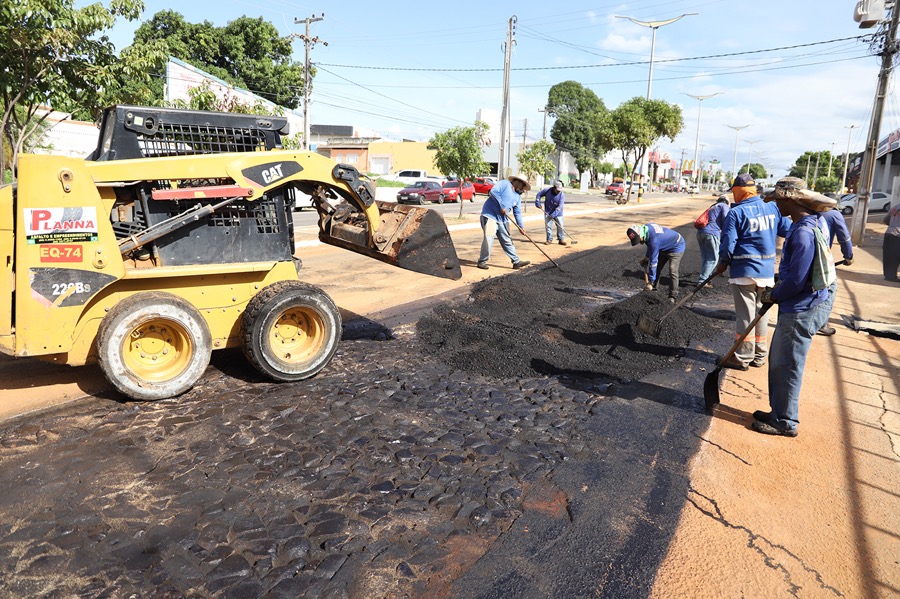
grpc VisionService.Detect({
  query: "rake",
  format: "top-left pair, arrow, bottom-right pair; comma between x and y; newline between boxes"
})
543,209 -> 578,245
511,220 -> 562,269
636,272 -> 720,338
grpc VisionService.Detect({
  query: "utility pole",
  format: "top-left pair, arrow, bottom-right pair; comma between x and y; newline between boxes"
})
294,13 -> 327,151
841,125 -> 857,194
522,118 -> 527,149
852,3 -> 900,245
812,151 -> 820,188
498,16 -> 516,179
538,107 -> 548,140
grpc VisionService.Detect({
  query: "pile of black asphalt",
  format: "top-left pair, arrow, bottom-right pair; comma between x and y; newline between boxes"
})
0,236 -> 744,599
418,241 -> 730,383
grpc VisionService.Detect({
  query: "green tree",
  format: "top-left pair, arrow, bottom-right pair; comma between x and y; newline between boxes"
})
0,0 -> 145,179
516,139 -> 556,189
546,81 -> 606,183
814,176 -> 840,193
738,163 -> 768,180
131,11 -> 305,109
597,97 -> 683,199
429,122 -> 490,218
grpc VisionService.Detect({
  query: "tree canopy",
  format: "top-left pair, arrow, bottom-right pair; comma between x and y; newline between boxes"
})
597,97 -> 683,197
516,139 -> 557,188
429,122 -> 490,218
0,0 -> 145,179
132,11 -> 305,109
546,81 -> 606,178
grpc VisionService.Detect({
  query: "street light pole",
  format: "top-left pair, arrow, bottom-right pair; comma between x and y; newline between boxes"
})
828,141 -> 836,178
745,140 -> 761,175
616,13 -> 697,202
685,92 -> 721,187
841,125 -> 857,194
726,124 -> 749,180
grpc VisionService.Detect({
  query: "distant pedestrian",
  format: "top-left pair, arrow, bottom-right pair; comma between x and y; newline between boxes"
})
884,203 -> 900,282
695,195 -> 730,286
627,223 -> 686,302
535,179 -> 567,245
752,178 -> 837,437
816,207 -> 854,336
477,174 -> 531,270
714,173 -> 791,370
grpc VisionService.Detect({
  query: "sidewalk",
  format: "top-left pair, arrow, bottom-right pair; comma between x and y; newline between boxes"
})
650,217 -> 899,597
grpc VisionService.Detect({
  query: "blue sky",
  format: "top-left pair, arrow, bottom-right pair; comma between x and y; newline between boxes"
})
100,0 -> 887,179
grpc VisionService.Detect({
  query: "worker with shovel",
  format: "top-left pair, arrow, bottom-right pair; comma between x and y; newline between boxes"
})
713,173 -> 791,370
752,178 -> 837,437
535,179 -> 567,245
626,224 -> 685,303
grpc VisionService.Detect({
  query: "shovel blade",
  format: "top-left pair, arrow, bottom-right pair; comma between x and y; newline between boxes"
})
703,368 -> 722,410
636,314 -> 661,338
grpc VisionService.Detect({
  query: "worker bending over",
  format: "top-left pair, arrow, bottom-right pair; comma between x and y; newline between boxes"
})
627,223 -> 685,303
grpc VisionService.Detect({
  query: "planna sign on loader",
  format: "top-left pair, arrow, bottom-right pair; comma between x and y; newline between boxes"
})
0,106 -> 461,401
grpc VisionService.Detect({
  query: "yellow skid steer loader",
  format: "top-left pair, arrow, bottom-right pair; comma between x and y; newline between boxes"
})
0,106 -> 460,401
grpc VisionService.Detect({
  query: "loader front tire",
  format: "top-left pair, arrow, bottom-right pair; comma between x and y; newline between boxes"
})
241,281 -> 341,382
98,293 -> 212,401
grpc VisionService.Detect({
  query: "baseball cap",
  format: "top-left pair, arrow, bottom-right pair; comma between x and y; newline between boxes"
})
729,173 -> 755,190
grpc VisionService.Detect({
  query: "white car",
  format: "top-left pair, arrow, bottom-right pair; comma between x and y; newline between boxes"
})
838,191 -> 892,215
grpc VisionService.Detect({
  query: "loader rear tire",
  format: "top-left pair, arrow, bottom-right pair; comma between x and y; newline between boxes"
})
241,281 -> 341,382
98,292 -> 212,401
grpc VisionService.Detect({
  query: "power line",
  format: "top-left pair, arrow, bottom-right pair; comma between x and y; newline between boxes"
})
317,36 -> 868,72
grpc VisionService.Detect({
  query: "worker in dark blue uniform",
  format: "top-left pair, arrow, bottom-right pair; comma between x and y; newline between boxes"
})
627,223 -> 686,303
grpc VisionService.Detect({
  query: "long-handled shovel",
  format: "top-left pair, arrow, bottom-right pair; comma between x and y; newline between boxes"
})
703,302 -> 774,411
637,271 -> 721,337
510,220 -> 562,269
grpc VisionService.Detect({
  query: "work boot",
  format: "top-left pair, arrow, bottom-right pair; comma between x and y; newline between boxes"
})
512,260 -> 530,269
752,419 -> 798,437
816,326 -> 836,336
545,240 -> 552,245
752,410 -> 772,423
717,355 -> 748,371
558,240 -> 567,245
749,357 -> 767,368
477,262 -> 489,270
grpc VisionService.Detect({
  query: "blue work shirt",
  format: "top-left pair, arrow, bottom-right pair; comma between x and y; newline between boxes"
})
535,186 -> 565,218
819,209 -> 853,261
645,223 -> 685,281
718,195 -> 791,279
698,201 -> 730,237
482,179 -> 525,229
771,214 -> 829,313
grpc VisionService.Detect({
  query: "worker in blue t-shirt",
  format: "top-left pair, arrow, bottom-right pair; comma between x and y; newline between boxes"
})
627,223 -> 686,303
535,179 -> 567,245
477,174 -> 531,270
752,178 -> 837,437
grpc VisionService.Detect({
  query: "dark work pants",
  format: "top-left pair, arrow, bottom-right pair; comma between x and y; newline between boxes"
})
653,251 -> 683,298
884,233 -> 900,281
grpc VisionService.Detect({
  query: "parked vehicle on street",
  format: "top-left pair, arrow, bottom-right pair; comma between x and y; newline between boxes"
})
838,191 -> 892,214
396,180 -> 444,205
442,180 -> 475,202
471,177 -> 496,195
387,169 -> 443,186
606,181 -> 625,195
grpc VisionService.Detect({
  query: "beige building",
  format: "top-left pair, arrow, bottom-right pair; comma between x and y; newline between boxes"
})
367,141 -> 438,176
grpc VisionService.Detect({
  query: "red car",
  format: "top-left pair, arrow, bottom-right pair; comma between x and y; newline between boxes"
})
606,182 -> 625,195
471,177 -> 496,195
442,180 -> 476,203
396,180 -> 445,205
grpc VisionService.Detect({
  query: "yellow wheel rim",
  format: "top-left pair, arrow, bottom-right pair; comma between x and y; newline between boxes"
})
267,306 -> 325,365
123,319 -> 194,382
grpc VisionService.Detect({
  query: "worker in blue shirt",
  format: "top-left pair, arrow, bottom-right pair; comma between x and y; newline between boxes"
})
696,195 -> 730,286
477,174 -> 531,270
753,178 -> 837,437
626,223 -> 686,302
815,208 -> 854,336
714,173 -> 792,370
535,179 -> 567,245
